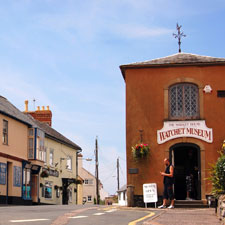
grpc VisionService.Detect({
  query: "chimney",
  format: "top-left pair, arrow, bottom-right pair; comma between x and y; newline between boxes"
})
23,101 -> 52,127
78,154 -> 83,174
24,100 -> 28,112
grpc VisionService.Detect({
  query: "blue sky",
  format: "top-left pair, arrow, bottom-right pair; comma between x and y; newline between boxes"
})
1,0 -> 225,194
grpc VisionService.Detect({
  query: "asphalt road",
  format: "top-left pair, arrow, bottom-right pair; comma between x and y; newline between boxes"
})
0,205 -> 157,225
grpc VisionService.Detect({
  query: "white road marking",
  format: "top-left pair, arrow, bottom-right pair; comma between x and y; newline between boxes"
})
106,209 -> 118,213
93,213 -> 105,216
69,216 -> 88,219
10,219 -> 50,223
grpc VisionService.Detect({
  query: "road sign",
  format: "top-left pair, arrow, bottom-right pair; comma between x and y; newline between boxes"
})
143,183 -> 158,205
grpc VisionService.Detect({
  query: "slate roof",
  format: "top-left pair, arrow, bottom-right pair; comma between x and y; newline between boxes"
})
120,53 -> 225,78
27,114 -> 82,150
0,96 -> 33,126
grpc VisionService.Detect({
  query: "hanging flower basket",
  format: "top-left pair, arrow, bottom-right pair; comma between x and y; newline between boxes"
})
40,170 -> 49,178
222,140 -> 225,153
132,143 -> 150,159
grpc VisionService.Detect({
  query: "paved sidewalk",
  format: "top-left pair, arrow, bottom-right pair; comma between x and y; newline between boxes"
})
143,208 -> 222,225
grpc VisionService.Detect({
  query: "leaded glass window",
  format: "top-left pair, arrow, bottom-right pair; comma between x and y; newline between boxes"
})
169,83 -> 199,119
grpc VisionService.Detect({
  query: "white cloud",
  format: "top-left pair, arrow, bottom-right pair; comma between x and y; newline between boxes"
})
112,25 -> 173,39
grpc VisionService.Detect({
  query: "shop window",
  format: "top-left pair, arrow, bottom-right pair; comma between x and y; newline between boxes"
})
23,168 -> 31,199
169,83 -> 199,120
87,195 -> 92,202
67,156 -> 72,170
2,120 -> 8,145
0,163 -> 6,185
43,181 -> 52,199
49,150 -> 54,167
13,166 -> 22,187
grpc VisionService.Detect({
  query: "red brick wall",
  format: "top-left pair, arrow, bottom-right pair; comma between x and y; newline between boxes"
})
25,110 -> 52,126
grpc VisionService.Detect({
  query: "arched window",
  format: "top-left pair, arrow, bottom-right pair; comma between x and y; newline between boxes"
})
169,83 -> 199,120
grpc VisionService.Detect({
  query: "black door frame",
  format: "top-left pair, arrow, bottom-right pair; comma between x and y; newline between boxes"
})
169,142 -> 201,200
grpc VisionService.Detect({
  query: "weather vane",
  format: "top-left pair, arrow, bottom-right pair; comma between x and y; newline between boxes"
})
173,23 -> 186,53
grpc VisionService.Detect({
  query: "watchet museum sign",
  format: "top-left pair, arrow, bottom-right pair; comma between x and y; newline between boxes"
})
157,120 -> 213,144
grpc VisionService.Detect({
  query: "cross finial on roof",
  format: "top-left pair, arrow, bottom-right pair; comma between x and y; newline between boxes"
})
173,23 -> 186,53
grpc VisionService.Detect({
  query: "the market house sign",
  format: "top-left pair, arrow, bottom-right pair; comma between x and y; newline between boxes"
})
157,120 -> 213,144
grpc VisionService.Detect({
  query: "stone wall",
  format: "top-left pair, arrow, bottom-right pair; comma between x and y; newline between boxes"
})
217,195 -> 225,224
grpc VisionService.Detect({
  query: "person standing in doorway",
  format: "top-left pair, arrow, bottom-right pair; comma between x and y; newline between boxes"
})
158,158 -> 175,209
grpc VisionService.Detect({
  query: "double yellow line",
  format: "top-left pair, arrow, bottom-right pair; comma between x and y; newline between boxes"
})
128,212 -> 155,225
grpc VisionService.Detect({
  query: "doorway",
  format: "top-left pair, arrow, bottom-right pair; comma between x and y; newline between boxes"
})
170,143 -> 201,200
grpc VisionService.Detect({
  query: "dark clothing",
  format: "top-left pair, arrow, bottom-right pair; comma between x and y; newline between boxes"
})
163,164 -> 174,200
163,184 -> 174,200
163,165 -> 174,185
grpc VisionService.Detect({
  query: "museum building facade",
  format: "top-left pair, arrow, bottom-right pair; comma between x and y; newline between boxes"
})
120,53 -> 225,205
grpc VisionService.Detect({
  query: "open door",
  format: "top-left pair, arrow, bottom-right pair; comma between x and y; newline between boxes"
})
170,143 -> 201,200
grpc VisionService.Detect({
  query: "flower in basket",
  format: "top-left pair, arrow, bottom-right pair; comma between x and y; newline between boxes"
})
132,143 -> 150,159
222,140 -> 225,153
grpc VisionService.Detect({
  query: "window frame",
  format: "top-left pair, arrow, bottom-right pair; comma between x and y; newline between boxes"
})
2,120 -> 8,145
56,188 -> 60,198
13,166 -> 22,187
68,187 -> 72,202
0,163 -> 6,185
36,129 -> 45,161
28,128 -> 34,159
43,181 -> 53,199
84,179 -> 93,185
87,195 -> 92,202
43,147 -> 47,165
169,83 -> 200,120
49,149 -> 54,167
66,156 -> 72,171
22,167 -> 31,200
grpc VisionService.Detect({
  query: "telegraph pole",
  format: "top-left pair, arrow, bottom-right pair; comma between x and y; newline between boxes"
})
117,157 -> 120,191
95,136 -> 100,204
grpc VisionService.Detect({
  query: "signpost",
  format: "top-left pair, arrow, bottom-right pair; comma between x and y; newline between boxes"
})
143,183 -> 158,208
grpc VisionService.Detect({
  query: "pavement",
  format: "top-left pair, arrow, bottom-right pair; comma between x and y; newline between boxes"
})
142,208 -> 222,225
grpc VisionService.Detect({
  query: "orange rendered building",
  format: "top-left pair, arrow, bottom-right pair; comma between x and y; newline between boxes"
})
120,53 -> 225,206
